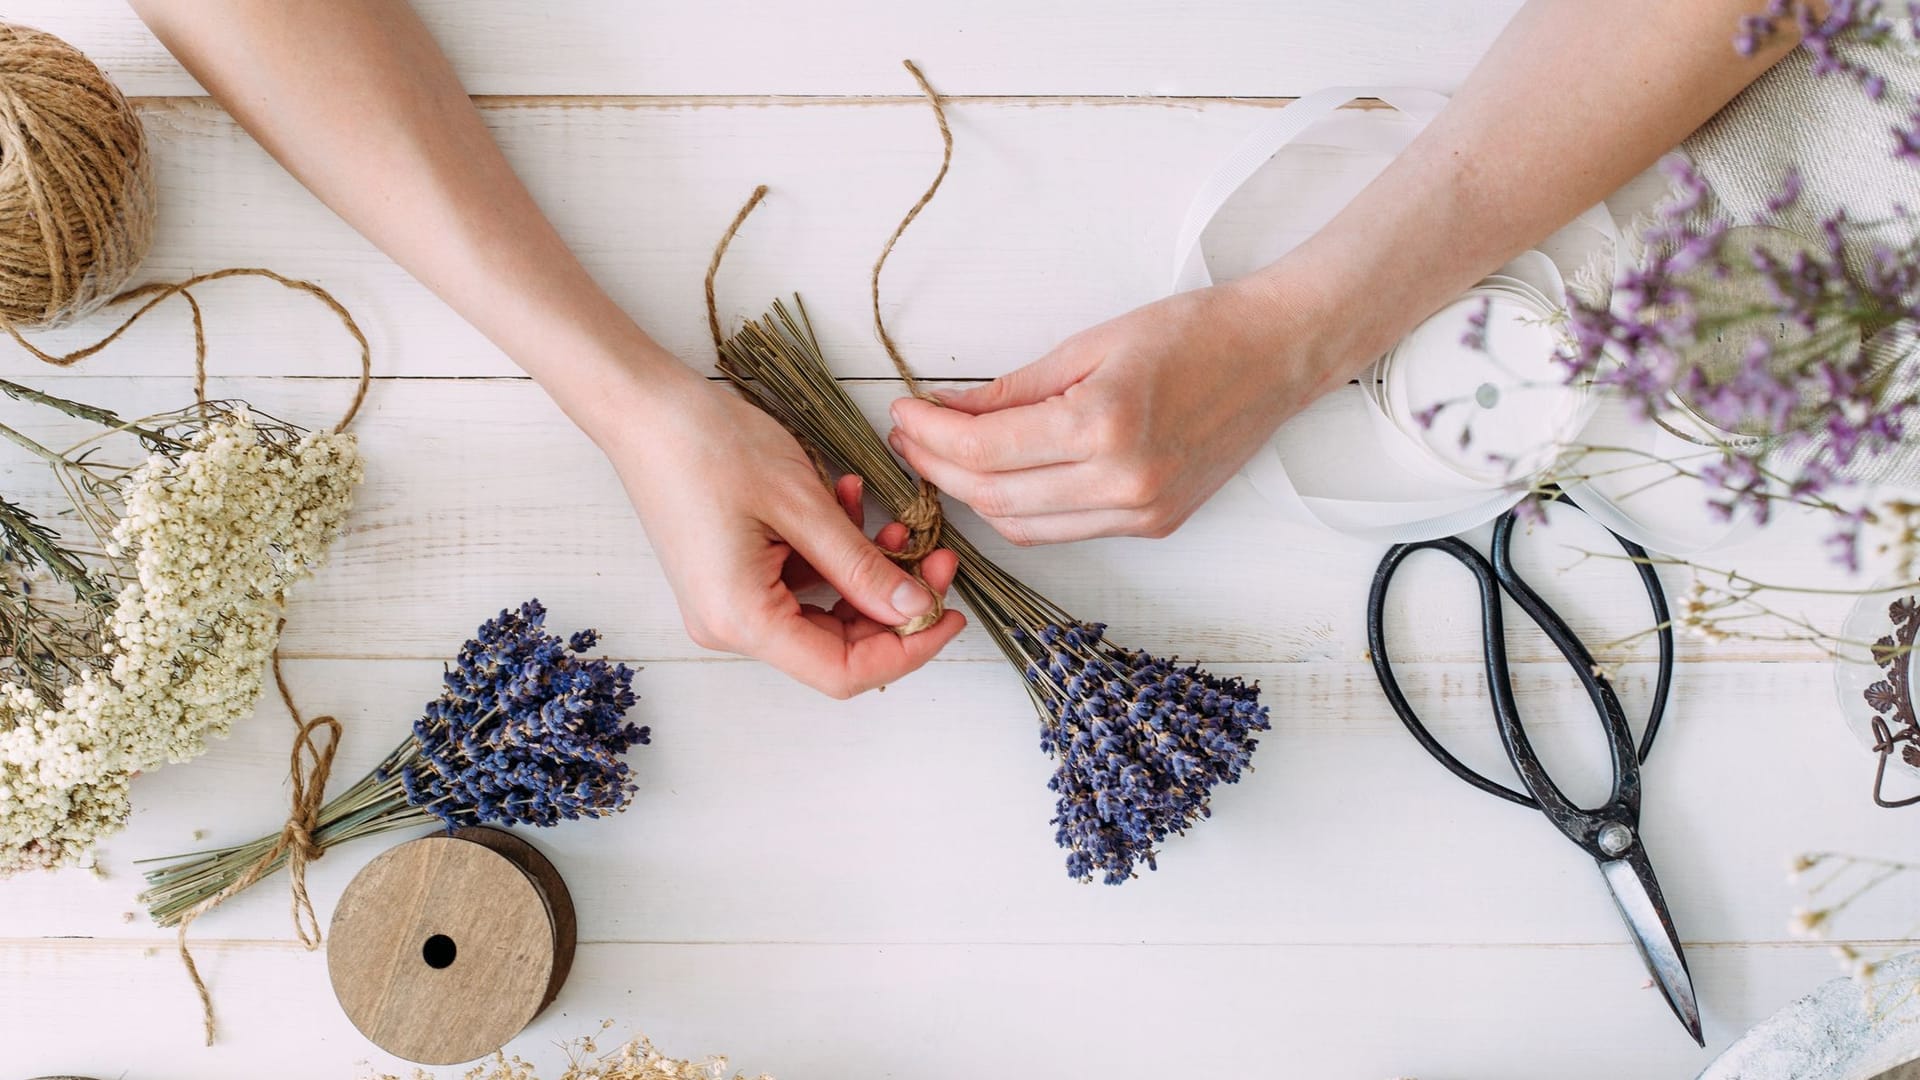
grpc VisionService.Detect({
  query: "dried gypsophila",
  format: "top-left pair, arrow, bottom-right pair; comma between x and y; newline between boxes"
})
0,407 -> 362,874
1786,851 -> 1920,1011
368,1025 -> 772,1080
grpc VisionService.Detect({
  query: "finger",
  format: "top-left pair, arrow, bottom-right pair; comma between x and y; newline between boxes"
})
773,487 -> 940,628
835,473 -> 866,531
888,429 -> 1119,519
889,395 -> 1092,473
982,508 -> 1161,546
828,598 -> 893,644
829,546 -> 956,640
931,344 -> 1093,415
785,474 -> 868,593
756,606 -> 967,698
918,547 -> 958,593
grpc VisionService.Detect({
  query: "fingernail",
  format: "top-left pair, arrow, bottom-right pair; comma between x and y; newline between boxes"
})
888,430 -> 904,452
892,579 -> 935,619
890,401 -> 905,425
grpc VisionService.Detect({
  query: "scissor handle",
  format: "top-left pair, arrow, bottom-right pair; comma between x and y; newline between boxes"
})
1366,496 -> 1676,848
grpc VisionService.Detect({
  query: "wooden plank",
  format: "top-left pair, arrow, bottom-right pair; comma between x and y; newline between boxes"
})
5,98 -> 1657,382
0,375 -> 1868,665
2,657 -> 1897,951
18,0 -> 1526,98
0,936 -> 1859,1079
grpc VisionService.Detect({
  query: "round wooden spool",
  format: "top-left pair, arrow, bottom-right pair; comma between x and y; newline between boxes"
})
327,826 -> 576,1065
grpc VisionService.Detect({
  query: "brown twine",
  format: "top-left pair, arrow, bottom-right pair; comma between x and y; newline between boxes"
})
0,21 -> 372,1045
4,269 -> 372,1044
0,22 -> 156,329
174,634 -> 341,1044
870,60 -> 951,407
703,60 -> 957,636
868,59 -> 955,634
3,266 -> 372,433
703,185 -> 838,492
126,273 -> 369,1041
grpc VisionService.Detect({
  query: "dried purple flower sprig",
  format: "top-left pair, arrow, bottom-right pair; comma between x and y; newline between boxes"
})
1736,0 -> 1919,160
718,300 -> 1271,885
1024,622 -> 1268,884
139,599 -> 646,927
1560,156 -> 1920,568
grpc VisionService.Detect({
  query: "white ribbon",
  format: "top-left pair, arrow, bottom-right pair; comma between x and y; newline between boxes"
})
1173,87 -> 1621,545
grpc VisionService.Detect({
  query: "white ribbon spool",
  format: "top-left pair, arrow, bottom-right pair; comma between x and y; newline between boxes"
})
1172,87 -> 1618,544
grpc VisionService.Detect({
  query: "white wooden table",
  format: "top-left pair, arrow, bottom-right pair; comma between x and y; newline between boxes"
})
3,4 -> 1907,1078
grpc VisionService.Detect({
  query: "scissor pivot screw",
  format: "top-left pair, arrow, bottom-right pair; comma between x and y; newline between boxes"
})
1597,823 -> 1634,856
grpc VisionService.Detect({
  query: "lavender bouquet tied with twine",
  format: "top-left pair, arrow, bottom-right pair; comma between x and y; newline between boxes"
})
138,600 -> 646,930
708,63 -> 1269,885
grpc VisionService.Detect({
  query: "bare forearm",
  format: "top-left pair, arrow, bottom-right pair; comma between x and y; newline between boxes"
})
128,0 -> 689,439
1258,0 -> 1799,385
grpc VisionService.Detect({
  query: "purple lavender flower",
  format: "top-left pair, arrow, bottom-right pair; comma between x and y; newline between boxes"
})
1017,622 -> 1269,885
387,600 -> 648,830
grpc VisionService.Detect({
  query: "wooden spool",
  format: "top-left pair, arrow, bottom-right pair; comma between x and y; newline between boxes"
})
327,827 -> 576,1065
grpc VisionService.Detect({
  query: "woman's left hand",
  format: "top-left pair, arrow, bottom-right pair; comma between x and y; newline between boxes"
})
887,276 -> 1338,545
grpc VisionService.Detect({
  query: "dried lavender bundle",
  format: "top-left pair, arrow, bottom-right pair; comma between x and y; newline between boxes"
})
717,299 -> 1270,884
139,600 -> 646,926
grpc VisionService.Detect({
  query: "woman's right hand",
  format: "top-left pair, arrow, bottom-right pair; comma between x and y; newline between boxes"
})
599,364 -> 965,699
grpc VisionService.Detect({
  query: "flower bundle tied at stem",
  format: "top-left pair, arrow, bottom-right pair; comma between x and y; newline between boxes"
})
704,60 -> 1271,884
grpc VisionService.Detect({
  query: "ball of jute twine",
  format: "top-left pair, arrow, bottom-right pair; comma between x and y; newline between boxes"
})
0,21 -> 156,329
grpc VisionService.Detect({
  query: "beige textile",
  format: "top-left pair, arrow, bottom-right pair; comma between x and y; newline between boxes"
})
1681,36 -> 1920,483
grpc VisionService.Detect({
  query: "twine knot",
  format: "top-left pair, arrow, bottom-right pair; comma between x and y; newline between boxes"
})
175,641 -> 342,1045
888,479 -> 946,635
702,60 -> 954,639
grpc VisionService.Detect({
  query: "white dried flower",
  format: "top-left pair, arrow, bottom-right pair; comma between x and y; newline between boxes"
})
0,411 -> 361,874
1789,906 -> 1829,937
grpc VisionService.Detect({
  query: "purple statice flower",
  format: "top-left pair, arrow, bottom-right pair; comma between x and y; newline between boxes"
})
1565,156 -> 1918,559
1736,1 -> 1898,79
1735,1 -> 1918,162
1017,621 -> 1269,885
1898,106 -> 1920,161
388,600 -> 647,830
1460,295 -> 1492,351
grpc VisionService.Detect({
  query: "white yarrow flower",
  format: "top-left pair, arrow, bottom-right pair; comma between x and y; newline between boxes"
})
0,411 -> 361,873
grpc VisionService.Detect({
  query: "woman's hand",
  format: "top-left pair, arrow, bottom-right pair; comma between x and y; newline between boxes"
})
887,276 -> 1336,545
606,367 -> 964,698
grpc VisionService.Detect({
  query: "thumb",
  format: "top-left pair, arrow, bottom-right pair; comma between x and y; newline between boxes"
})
777,485 -> 937,627
937,342 -> 1093,415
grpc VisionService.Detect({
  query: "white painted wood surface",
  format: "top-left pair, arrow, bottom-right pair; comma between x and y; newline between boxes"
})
1,6 -> 1908,1080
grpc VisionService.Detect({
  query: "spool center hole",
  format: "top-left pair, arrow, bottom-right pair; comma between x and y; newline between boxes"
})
422,933 -> 457,969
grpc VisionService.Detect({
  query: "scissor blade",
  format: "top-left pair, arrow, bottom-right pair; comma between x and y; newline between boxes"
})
1600,858 -> 1703,1046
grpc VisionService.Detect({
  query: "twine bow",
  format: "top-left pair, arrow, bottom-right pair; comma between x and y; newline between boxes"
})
174,642 -> 341,1043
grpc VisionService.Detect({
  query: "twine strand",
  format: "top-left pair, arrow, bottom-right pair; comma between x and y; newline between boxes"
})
871,59 -> 953,405
174,627 -> 341,1044
5,270 -> 373,1044
4,266 -> 373,433
870,59 -> 955,633
0,20 -> 374,1047
705,58 -> 957,637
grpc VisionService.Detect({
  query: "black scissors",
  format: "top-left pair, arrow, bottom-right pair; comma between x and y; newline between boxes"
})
1365,491 -> 1700,1045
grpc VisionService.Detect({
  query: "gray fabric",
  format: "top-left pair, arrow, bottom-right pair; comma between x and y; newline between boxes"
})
1676,34 -> 1920,484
